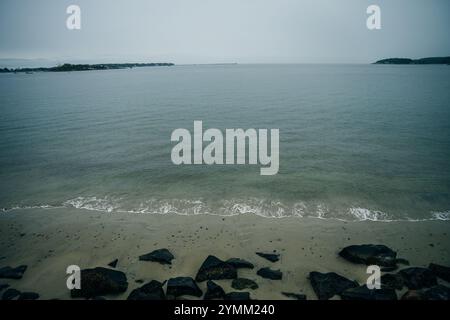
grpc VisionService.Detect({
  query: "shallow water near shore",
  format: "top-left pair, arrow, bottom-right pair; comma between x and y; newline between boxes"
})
1,64 -> 450,221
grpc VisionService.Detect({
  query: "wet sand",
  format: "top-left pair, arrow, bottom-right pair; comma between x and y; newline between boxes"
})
0,208 -> 449,299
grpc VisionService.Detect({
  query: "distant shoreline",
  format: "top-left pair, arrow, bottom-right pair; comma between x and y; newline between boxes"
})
0,63 -> 174,73
374,56 -> 450,65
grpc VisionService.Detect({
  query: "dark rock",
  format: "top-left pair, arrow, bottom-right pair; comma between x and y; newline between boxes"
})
399,267 -> 437,290
401,286 -> 450,301
224,292 -> 251,300
2,288 -> 21,300
108,259 -> 118,268
423,285 -> 450,300
0,283 -> 10,291
380,266 -> 398,272
429,263 -> 450,282
195,255 -> 237,282
0,265 -> 28,279
396,258 -> 410,266
401,290 -> 424,300
340,285 -> 397,300
226,258 -> 254,269
18,292 -> 40,300
127,280 -> 165,300
256,252 -> 280,262
139,248 -> 174,265
166,277 -> 202,298
309,272 -> 358,300
204,280 -> 225,300
231,278 -> 258,290
338,244 -> 397,267
70,267 -> 128,298
257,267 -> 282,280
282,292 -> 307,300
381,273 -> 404,290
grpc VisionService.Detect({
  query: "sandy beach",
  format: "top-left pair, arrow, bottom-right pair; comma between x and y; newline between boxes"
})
1,208 -> 449,300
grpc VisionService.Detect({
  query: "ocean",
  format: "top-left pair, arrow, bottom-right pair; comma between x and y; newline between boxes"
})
1,64 -> 449,221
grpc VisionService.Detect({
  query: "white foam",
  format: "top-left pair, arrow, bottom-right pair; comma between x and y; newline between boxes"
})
348,207 -> 390,221
3,197 -> 450,223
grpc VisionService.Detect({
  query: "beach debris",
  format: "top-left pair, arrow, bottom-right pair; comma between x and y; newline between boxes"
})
0,265 -> 28,279
256,252 -> 280,262
139,248 -> 174,265
309,272 -> 358,300
195,255 -> 237,282
226,258 -> 254,269
204,280 -> 225,300
340,285 -> 397,300
127,280 -> 166,300
166,277 -> 202,298
107,259 -> 118,268
399,267 -> 437,290
338,244 -> 398,267
257,267 -> 282,280
380,273 -> 404,290
2,288 -> 21,300
18,292 -> 40,300
281,292 -> 307,300
429,263 -> 450,282
70,267 -> 128,298
231,278 -> 259,290
401,285 -> 450,301
224,292 -> 251,300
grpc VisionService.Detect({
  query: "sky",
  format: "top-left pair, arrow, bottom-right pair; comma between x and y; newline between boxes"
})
0,0 -> 449,66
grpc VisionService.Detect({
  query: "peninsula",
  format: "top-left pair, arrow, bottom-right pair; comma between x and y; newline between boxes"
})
0,62 -> 174,73
374,56 -> 450,65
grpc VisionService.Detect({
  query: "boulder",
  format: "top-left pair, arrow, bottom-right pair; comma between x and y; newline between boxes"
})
423,285 -> 450,300
139,249 -> 174,265
309,272 -> 358,300
340,285 -> 397,300
226,258 -> 254,269
166,277 -> 202,298
282,292 -> 307,300
0,265 -> 28,279
2,288 -> 21,300
195,255 -> 237,282
224,292 -> 251,300
380,273 -> 404,290
338,244 -> 397,267
399,267 -> 437,290
127,280 -> 165,300
204,280 -> 225,300
0,283 -> 9,291
70,267 -> 128,298
429,263 -> 450,282
257,267 -> 282,280
18,292 -> 40,300
401,286 -> 450,301
231,278 -> 258,290
256,252 -> 280,262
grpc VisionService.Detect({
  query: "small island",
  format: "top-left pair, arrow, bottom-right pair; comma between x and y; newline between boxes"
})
374,56 -> 450,65
0,62 -> 174,73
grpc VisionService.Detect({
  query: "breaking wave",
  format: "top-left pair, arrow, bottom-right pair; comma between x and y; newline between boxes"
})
2,196 -> 450,222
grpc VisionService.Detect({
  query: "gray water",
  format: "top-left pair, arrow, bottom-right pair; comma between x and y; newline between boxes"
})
1,64 -> 449,221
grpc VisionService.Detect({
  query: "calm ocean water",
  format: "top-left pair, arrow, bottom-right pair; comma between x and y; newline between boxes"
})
0,64 -> 449,221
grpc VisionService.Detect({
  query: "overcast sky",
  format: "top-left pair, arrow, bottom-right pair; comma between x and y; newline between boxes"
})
0,0 -> 449,66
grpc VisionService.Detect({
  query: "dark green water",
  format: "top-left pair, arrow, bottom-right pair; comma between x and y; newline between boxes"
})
1,64 -> 449,221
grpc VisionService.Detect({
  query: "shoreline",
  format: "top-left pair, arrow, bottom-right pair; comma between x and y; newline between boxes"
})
1,208 -> 449,299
